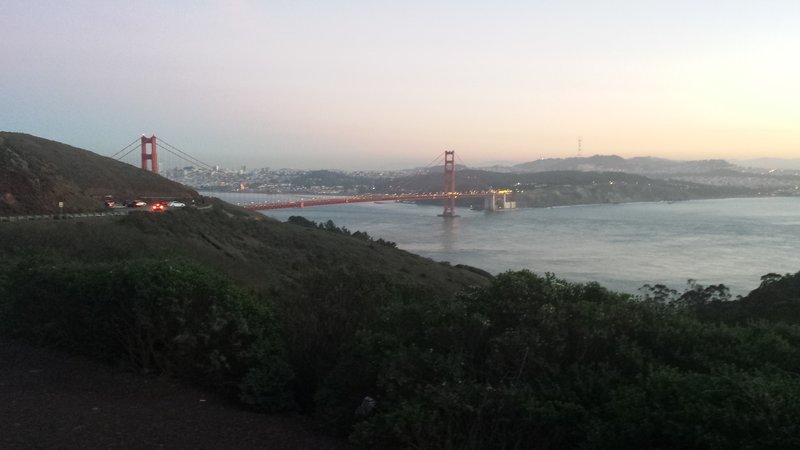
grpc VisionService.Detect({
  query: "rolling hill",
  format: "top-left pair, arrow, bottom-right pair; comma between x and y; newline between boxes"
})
0,132 -> 489,295
512,154 -> 737,176
0,132 -> 199,214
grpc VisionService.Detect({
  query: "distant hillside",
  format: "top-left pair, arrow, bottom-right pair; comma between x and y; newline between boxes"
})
391,168 -> 756,207
733,158 -> 800,171
0,132 -> 198,214
513,154 -> 736,176
495,154 -> 800,194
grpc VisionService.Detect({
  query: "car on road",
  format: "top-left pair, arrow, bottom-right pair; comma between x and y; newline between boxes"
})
167,201 -> 186,207
125,200 -> 147,208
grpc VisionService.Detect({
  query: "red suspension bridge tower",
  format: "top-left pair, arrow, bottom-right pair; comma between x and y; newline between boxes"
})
141,135 -> 159,174
442,150 -> 456,217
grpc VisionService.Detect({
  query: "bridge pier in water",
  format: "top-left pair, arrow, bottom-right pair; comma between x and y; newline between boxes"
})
484,192 -> 497,211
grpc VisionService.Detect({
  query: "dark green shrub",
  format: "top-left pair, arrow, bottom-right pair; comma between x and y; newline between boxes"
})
585,366 -> 800,449
285,216 -> 394,246
287,215 -> 316,228
315,270 -> 800,449
0,258 -> 293,411
276,267 -> 424,412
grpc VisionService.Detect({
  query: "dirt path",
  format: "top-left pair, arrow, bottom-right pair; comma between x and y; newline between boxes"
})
0,338 -> 351,449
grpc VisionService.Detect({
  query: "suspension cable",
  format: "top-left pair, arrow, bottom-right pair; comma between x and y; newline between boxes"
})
158,139 -> 214,169
388,150 -> 451,193
110,138 -> 140,159
159,146 -> 214,171
420,151 -> 446,170
157,138 -> 216,170
454,151 -> 470,168
116,145 -> 140,161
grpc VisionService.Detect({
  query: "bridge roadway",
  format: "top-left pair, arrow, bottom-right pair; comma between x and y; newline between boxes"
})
242,191 -> 495,210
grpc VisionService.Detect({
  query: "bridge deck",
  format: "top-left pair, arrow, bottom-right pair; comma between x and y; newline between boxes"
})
242,192 -> 495,210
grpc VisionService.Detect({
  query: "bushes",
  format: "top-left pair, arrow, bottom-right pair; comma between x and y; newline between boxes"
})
275,266 -> 426,412
312,270 -> 800,449
5,258 -> 800,448
286,216 -> 397,247
321,271 -> 637,448
0,258 -> 292,412
586,366 -> 800,449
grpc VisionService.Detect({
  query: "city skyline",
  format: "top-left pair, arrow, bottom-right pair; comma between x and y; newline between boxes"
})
2,1 -> 798,170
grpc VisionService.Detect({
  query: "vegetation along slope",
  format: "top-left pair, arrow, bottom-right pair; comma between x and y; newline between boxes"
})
2,133 -> 800,449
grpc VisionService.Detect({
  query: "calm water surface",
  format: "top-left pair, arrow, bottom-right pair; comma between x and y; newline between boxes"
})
208,193 -> 800,295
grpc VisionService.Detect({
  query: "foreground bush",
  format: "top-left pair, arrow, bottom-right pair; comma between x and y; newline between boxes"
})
0,258 -> 292,411
315,270 -> 800,449
5,259 -> 800,448
276,267 -> 429,411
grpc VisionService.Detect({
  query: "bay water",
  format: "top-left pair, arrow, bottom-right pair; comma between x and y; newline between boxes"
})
207,192 -> 800,296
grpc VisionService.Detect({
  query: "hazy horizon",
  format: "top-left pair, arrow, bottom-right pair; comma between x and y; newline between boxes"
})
171,153 -> 800,173
2,1 -> 798,170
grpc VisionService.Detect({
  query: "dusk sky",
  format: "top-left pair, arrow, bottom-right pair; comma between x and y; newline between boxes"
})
2,1 -> 799,170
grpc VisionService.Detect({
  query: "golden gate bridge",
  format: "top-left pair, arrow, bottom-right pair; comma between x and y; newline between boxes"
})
112,136 -> 510,217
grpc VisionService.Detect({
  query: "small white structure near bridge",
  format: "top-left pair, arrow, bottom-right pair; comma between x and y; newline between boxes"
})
484,189 -> 516,211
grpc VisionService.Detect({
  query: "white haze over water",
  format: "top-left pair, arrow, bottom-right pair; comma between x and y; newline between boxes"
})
209,193 -> 800,296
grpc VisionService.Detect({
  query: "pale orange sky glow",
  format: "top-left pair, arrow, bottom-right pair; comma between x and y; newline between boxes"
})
2,1 -> 798,169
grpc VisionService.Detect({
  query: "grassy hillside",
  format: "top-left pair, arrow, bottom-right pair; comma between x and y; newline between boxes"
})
0,132 -> 198,214
0,202 -> 488,298
0,200 -> 491,426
